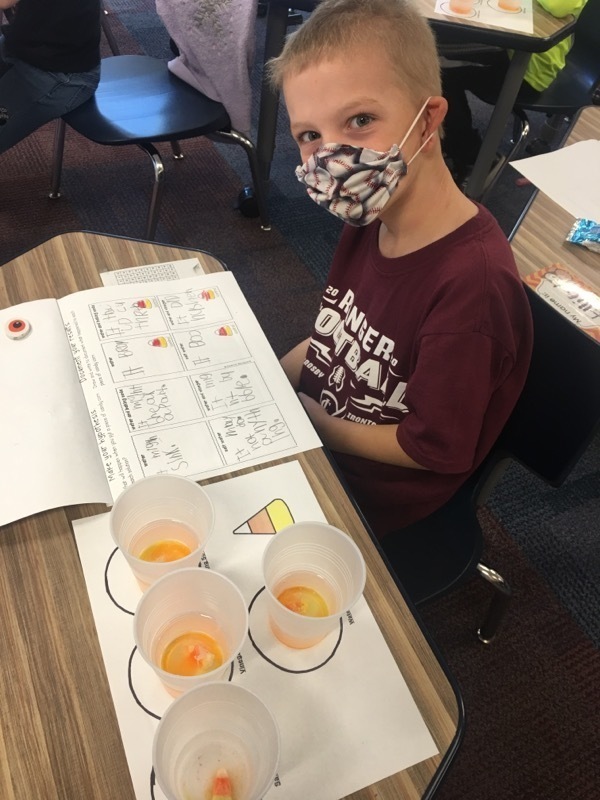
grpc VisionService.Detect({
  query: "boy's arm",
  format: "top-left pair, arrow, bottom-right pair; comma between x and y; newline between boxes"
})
0,0 -> 19,10
299,393 -> 427,470
536,0 -> 586,18
280,336 -> 311,390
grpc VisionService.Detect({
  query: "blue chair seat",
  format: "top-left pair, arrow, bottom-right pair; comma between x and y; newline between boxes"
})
50,55 -> 269,238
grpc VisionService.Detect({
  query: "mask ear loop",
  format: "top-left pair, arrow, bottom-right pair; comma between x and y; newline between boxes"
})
399,97 -> 435,167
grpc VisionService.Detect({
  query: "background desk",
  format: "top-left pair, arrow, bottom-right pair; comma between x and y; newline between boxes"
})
256,0 -> 575,200
510,105 -> 600,298
0,232 -> 462,800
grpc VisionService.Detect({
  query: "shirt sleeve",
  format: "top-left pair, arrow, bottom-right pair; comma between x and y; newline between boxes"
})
396,331 -> 514,474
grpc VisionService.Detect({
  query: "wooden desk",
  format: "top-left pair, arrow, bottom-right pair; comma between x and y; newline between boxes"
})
510,105 -> 600,298
255,0 -> 575,200
0,232 -> 462,800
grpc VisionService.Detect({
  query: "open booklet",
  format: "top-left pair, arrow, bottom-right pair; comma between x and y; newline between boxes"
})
0,272 -> 321,527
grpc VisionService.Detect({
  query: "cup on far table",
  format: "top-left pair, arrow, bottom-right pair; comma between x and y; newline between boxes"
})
262,521 -> 366,649
109,474 -> 214,586
498,0 -> 521,11
448,0 -> 476,14
133,567 -> 248,695
153,681 -> 280,800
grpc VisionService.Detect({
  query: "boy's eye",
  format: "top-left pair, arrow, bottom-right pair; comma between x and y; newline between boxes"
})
349,114 -> 374,129
298,130 -> 320,144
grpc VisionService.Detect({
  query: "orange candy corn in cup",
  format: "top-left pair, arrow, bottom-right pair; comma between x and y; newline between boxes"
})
152,682 -> 280,800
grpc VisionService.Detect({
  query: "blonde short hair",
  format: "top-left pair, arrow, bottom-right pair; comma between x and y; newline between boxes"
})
267,0 -> 441,104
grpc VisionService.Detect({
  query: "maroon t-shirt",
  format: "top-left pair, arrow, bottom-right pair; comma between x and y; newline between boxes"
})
299,205 -> 533,539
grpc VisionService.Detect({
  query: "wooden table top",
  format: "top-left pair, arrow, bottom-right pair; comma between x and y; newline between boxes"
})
510,106 -> 600,296
0,232 -> 462,800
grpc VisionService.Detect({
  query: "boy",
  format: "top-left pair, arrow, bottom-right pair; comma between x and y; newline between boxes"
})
0,0 -> 101,155
269,0 -> 533,541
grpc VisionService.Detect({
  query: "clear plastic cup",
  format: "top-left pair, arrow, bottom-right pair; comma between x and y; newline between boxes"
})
133,567 -> 248,694
153,682 -> 280,800
262,521 -> 366,649
109,475 -> 214,586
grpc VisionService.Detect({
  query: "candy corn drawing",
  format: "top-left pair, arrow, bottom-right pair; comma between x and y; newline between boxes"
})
201,289 -> 216,300
234,498 -> 293,534
149,336 -> 168,347
133,299 -> 152,308
211,768 -> 233,800
215,325 -> 233,337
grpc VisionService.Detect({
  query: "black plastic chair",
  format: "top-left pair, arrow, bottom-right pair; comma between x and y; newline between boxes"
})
50,55 -> 270,239
381,286 -> 600,643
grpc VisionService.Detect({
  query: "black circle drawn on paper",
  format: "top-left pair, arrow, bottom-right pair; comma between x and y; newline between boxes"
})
105,547 -> 135,615
127,646 -> 235,721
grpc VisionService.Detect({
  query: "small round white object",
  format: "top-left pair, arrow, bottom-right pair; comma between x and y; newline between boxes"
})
5,318 -> 32,340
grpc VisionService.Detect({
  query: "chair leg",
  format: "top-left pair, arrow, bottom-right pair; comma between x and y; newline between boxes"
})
100,3 -> 120,56
136,143 -> 165,240
49,118 -> 67,199
478,109 -> 530,204
170,140 -> 184,160
209,129 -> 271,231
475,562 -> 512,644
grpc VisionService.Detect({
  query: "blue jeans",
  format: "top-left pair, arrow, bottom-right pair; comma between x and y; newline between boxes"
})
0,37 -> 100,155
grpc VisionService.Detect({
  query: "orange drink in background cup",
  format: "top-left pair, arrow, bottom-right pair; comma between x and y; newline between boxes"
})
262,522 -> 366,649
498,0 -> 521,10
448,0 -> 476,14
133,567 -> 248,695
109,475 -> 215,587
153,682 -> 280,800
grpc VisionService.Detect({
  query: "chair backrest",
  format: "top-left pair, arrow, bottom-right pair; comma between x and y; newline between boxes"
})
496,286 -> 600,487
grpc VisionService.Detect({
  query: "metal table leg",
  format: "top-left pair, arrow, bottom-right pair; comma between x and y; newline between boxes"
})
465,49 -> 531,200
256,1 -> 290,186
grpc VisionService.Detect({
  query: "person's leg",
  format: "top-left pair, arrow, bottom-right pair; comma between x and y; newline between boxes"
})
0,59 -> 100,155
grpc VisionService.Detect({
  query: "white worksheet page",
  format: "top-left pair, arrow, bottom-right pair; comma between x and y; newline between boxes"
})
512,140 -> 600,221
0,300 -> 111,526
58,273 -> 322,501
73,461 -> 439,800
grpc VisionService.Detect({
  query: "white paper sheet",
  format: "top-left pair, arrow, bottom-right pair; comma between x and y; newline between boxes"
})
0,301 -> 112,526
100,259 -> 205,286
512,140 -> 600,221
435,0 -> 533,34
73,461 -> 438,800
60,273 -> 321,500
1,272 -> 321,525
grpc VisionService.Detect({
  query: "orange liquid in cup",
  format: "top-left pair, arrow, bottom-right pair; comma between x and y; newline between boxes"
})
498,0 -> 521,10
133,519 -> 198,562
277,585 -> 329,617
161,631 -> 224,676
139,539 -> 192,562
448,0 -> 475,13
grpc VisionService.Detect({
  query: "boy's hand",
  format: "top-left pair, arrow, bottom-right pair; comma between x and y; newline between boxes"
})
298,393 -> 426,470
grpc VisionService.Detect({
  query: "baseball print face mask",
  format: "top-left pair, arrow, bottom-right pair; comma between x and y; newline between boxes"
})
295,98 -> 433,226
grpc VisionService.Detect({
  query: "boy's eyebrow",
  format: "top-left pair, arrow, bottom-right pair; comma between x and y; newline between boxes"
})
290,96 -> 385,132
337,97 -> 384,113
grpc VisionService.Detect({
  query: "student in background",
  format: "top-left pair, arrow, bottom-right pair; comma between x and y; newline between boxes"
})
0,0 -> 101,155
269,0 -> 533,541
441,0 -> 589,183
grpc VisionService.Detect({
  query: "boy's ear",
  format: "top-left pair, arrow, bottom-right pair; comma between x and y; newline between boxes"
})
425,96 -> 449,136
